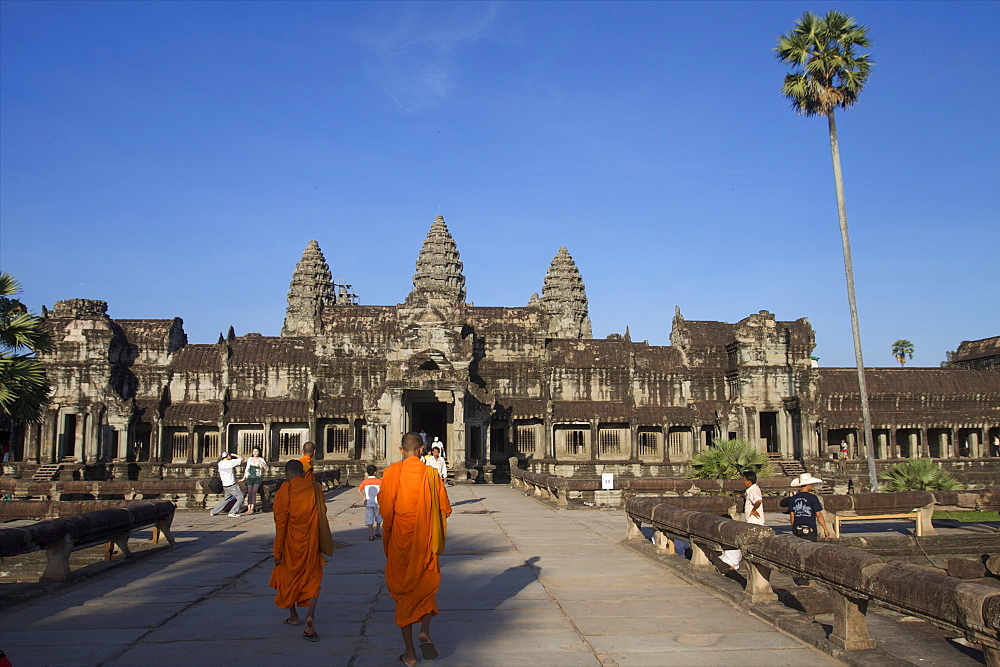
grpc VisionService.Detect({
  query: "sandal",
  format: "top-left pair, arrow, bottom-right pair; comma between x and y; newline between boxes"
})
303,630 -> 320,642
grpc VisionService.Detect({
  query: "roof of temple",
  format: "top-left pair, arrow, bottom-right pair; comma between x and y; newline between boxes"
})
225,400 -> 311,422
171,344 -> 222,371
818,368 -> 1000,395
229,337 -> 315,366
954,336 -> 1000,363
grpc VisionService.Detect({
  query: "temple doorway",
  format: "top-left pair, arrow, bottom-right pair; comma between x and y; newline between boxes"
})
409,399 -> 448,451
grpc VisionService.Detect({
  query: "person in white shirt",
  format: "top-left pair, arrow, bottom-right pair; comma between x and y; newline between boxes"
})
424,446 -> 450,486
430,436 -> 445,460
720,471 -> 764,570
210,452 -> 244,517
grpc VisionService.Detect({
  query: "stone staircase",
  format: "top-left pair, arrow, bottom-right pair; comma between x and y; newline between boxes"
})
767,453 -> 806,478
31,463 -> 62,482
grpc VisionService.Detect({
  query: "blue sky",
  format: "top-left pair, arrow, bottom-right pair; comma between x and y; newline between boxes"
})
2,1 -> 997,368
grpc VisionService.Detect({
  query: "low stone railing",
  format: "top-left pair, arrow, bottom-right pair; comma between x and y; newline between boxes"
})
625,497 -> 1000,662
0,500 -> 176,582
0,468 -> 344,510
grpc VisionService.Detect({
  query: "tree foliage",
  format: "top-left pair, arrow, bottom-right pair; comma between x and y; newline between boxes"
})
891,339 -> 914,367
880,458 -> 962,492
0,273 -> 53,423
775,10 -> 873,117
687,438 -> 775,480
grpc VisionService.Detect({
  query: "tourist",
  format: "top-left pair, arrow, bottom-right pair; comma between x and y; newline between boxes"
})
419,430 -> 428,445
209,452 -> 244,517
358,464 -> 383,540
430,435 -> 445,459
241,446 -> 269,514
993,435 -> 999,457
379,432 -> 452,666
786,473 -> 830,542
425,445 -> 450,487
269,459 -> 330,641
719,471 -> 764,571
840,440 -> 848,459
300,441 -> 316,480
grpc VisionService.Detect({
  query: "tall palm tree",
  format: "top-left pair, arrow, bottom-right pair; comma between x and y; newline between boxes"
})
0,273 -> 54,426
775,10 -> 877,491
891,339 -> 914,367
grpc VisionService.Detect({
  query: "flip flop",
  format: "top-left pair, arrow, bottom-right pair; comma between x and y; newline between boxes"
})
398,655 -> 419,665
283,618 -> 300,626
303,630 -> 320,642
419,641 -> 438,660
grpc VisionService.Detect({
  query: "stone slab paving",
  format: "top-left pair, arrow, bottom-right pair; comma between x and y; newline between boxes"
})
1,484 -> 837,666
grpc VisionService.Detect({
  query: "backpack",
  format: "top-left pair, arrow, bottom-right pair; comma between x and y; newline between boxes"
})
208,476 -> 223,494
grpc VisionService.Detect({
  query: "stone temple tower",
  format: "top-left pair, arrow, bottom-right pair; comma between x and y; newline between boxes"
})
405,215 -> 467,307
282,240 -> 335,337
541,246 -> 593,339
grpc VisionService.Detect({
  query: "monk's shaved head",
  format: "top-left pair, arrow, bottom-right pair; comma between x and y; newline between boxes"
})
285,459 -> 305,478
401,432 -> 423,454
302,441 -> 316,456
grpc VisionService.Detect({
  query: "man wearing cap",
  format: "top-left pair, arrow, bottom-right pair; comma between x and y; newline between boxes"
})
787,473 -> 830,542
210,452 -> 244,517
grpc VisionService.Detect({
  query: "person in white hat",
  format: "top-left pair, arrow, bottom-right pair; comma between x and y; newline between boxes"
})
787,473 -> 830,542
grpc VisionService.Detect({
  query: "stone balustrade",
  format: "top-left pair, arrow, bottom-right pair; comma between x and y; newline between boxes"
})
0,468 -> 344,510
625,497 -> 1000,663
0,500 -> 176,582
509,468 -> 999,513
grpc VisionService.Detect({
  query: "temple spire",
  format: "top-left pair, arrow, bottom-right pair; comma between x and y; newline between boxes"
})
541,246 -> 592,339
405,215 -> 466,307
282,240 -> 335,336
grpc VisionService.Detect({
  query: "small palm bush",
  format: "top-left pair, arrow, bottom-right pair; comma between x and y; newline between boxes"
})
880,458 -> 962,491
687,438 -> 775,480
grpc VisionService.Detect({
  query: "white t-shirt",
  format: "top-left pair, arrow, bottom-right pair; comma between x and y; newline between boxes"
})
217,456 -> 242,486
425,455 -> 447,479
744,483 -> 765,525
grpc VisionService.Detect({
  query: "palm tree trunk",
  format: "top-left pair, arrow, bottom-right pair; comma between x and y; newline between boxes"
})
828,110 -> 879,491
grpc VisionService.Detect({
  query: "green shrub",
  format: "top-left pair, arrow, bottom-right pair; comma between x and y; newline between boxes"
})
879,458 -> 962,491
687,438 -> 775,480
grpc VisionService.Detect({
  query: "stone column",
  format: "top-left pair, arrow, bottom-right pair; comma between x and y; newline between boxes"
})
907,431 -> 918,459
829,593 -> 876,651
153,417 -> 163,463
389,391 -> 404,463
970,429 -> 982,458
75,413 -> 86,462
950,427 -> 959,458
629,424 -> 639,461
186,424 -> 196,464
86,409 -> 100,463
877,431 -> 889,460
661,425 -> 670,463
589,419 -> 599,461
452,390 -> 466,475
366,423 -> 376,461
845,430 -> 856,459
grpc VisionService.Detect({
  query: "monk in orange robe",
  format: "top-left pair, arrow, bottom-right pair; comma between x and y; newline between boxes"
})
380,432 -> 452,665
269,459 -> 325,641
299,441 -> 316,481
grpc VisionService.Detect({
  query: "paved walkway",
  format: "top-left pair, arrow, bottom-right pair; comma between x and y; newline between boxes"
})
1,485 -> 837,666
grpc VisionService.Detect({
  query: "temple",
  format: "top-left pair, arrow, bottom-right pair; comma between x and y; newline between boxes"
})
9,215 -> 999,479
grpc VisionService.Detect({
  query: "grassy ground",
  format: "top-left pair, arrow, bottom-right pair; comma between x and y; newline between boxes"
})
933,510 -> 1000,522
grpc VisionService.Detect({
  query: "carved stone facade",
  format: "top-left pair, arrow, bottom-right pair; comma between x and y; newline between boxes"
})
10,215 -> 1000,476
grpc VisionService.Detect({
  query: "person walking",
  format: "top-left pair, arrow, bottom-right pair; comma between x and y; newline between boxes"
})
379,432 -> 452,665
358,465 -> 383,541
209,452 -> 244,517
269,459 -> 330,641
241,446 -> 269,514
424,445 -> 450,486
719,471 -> 764,571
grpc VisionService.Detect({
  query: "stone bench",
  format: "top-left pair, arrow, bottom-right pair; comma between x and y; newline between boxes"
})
831,511 -> 923,538
0,500 -> 176,582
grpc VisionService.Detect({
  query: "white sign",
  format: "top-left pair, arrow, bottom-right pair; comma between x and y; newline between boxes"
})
601,472 -> 614,490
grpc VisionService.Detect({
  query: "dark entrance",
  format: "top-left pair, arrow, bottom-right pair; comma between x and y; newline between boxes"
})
759,411 -> 778,453
410,401 -> 447,450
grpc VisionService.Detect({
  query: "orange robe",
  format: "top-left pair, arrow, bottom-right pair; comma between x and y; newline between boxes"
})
379,455 -> 452,627
299,454 -> 314,481
268,475 -> 326,608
